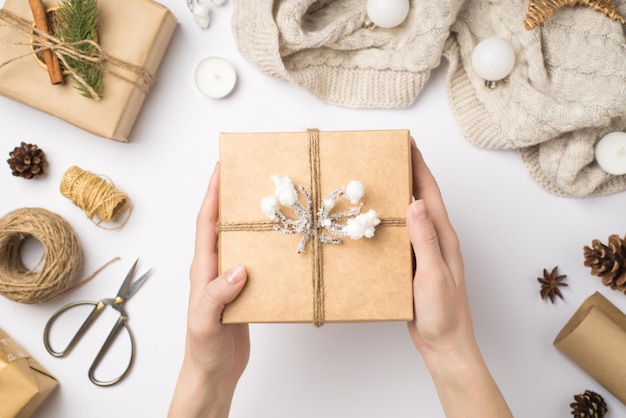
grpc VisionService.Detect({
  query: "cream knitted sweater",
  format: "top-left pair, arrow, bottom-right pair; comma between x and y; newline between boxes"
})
232,0 -> 464,108
232,0 -> 626,197
446,0 -> 626,196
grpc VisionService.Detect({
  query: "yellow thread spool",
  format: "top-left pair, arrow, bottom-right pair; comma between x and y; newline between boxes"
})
60,166 -> 132,227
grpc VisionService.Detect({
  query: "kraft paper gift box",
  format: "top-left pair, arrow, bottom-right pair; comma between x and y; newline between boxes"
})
0,0 -> 176,142
554,292 -> 626,405
0,328 -> 58,418
219,129 -> 414,325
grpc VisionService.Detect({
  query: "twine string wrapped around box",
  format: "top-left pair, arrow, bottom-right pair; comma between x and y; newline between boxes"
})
0,207 -> 117,303
308,128 -> 324,326
218,129 -> 407,327
0,9 -> 154,100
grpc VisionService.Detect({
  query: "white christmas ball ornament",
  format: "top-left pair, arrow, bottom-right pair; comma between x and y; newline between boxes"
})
471,38 -> 515,82
366,0 -> 410,29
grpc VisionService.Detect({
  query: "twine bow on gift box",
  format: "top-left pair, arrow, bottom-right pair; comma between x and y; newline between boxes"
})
218,129 -> 406,327
0,8 -> 154,100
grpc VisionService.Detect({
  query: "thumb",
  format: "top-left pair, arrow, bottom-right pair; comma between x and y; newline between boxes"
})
407,200 -> 445,269
200,265 -> 247,324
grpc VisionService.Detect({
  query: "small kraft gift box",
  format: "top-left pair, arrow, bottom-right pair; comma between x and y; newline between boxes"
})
0,0 -> 176,142
219,129 -> 414,326
0,328 -> 58,418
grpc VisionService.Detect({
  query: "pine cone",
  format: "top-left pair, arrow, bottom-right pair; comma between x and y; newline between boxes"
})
570,390 -> 607,418
584,234 -> 626,293
7,142 -> 47,179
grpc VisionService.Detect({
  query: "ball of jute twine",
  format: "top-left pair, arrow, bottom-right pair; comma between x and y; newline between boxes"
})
0,207 -> 83,303
0,207 -> 118,303
60,165 -> 132,229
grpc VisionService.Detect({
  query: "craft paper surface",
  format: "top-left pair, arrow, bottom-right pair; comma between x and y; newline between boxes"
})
0,0 -> 176,141
0,328 -> 58,418
219,130 -> 414,324
554,292 -> 626,405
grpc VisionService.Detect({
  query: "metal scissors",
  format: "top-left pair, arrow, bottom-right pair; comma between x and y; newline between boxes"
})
43,259 -> 151,386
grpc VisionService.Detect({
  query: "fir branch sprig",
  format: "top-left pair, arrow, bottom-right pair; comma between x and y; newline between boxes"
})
55,0 -> 102,99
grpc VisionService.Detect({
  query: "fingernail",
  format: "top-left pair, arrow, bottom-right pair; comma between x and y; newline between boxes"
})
225,265 -> 245,284
411,200 -> 428,221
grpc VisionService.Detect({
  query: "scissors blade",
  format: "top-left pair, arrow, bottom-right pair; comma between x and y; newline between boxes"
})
116,259 -> 139,300
126,269 -> 152,301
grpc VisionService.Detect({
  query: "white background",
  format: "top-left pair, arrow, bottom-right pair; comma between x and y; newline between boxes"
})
2,1 -> 626,417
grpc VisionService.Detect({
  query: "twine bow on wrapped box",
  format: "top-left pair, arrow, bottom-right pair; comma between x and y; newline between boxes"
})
0,0 -> 176,141
218,129 -> 414,326
0,7 -> 153,101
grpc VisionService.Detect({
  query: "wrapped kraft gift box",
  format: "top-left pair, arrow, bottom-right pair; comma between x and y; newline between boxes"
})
0,328 -> 58,418
0,0 -> 176,142
219,129 -> 414,326
554,292 -> 626,405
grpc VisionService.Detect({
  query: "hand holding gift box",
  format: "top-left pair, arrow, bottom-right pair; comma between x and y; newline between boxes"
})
170,137 -> 514,416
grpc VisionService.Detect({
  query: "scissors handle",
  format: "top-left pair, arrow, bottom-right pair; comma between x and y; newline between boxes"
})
89,317 -> 136,387
44,300 -> 105,357
43,300 -> 136,387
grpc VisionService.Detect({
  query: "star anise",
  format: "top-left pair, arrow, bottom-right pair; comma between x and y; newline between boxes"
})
538,266 -> 568,303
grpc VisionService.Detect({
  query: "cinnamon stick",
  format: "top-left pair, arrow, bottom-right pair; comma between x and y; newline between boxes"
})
28,0 -> 63,84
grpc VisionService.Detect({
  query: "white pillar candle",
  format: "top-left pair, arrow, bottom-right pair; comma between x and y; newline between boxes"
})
595,131 -> 626,175
195,57 -> 237,99
366,0 -> 410,29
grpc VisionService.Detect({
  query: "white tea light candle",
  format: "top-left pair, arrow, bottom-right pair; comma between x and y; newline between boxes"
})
195,57 -> 237,99
595,132 -> 626,175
